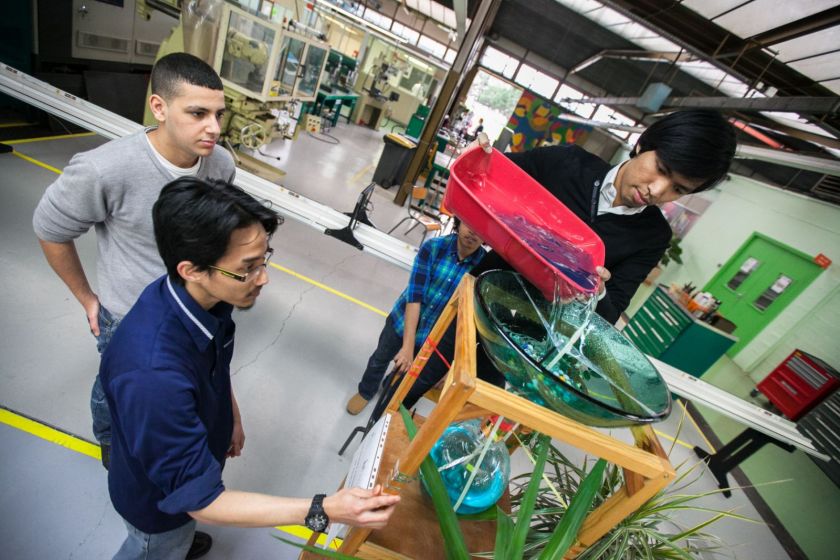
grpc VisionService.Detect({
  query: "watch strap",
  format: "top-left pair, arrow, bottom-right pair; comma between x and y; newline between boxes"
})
305,493 -> 329,532
310,493 -> 326,513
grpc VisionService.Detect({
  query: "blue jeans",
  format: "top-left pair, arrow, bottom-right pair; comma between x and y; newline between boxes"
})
91,305 -> 121,446
113,519 -> 195,560
358,316 -> 419,400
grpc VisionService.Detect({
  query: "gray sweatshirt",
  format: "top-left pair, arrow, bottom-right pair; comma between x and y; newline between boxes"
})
33,129 -> 236,317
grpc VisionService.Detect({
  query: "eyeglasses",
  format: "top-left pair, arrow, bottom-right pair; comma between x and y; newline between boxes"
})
208,248 -> 274,283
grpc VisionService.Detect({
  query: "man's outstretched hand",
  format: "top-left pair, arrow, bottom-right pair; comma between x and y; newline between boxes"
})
324,485 -> 400,529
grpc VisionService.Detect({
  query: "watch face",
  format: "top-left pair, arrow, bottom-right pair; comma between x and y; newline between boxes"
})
306,513 -> 329,532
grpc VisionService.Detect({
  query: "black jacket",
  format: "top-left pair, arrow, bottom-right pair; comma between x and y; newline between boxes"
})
472,145 -> 671,324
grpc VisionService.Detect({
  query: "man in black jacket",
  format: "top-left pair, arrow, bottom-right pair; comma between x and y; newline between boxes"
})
400,109 -> 737,407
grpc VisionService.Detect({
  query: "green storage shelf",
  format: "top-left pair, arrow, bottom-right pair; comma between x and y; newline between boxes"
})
624,286 -> 738,378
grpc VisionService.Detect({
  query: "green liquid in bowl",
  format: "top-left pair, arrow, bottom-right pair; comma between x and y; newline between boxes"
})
474,270 -> 671,427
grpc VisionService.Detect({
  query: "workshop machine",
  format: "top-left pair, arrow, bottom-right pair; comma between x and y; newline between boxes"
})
212,3 -> 331,151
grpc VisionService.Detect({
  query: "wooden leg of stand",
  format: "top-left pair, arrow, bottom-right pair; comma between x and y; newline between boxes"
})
396,370 -> 475,476
570,467 -> 672,556
339,527 -> 373,556
623,425 -> 669,496
386,290 -> 460,414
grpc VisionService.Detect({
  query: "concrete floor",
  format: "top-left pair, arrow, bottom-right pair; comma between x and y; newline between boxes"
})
0,120 -> 797,559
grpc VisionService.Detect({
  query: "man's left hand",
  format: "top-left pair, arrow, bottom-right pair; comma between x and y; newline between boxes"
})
595,266 -> 611,301
228,418 -> 245,458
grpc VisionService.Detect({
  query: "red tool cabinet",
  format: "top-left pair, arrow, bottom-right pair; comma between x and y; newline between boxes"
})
757,350 -> 839,420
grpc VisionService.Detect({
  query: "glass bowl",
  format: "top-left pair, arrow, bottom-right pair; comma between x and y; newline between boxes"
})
474,270 -> 671,427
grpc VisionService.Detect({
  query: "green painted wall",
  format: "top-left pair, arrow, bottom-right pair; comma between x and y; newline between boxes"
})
654,173 -> 840,381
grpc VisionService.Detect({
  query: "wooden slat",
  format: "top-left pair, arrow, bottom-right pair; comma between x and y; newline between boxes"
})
396,368 -> 474,476
574,465 -> 673,550
469,381 -> 667,478
356,542 -> 413,560
386,285 -> 460,414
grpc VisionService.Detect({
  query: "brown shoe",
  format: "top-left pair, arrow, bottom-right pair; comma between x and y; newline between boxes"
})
346,393 -> 369,415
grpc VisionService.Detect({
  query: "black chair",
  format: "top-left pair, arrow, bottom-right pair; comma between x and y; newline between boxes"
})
325,182 -> 376,250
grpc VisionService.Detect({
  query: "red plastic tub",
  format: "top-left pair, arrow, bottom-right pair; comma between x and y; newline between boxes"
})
444,145 -> 605,301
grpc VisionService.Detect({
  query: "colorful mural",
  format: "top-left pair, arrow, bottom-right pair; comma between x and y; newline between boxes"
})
550,118 -> 593,146
507,91 -> 592,152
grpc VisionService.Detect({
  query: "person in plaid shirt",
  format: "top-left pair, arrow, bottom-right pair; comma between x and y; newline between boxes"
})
346,218 -> 485,415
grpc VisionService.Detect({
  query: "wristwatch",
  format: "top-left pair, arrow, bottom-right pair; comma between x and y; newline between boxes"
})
304,494 -> 329,533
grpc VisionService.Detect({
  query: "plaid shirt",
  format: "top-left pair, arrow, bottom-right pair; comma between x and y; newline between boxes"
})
390,234 -> 486,345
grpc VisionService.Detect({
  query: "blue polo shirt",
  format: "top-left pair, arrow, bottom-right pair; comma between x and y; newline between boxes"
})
100,276 -> 235,534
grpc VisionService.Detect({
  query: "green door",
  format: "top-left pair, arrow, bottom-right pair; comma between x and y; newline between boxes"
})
703,233 -> 823,355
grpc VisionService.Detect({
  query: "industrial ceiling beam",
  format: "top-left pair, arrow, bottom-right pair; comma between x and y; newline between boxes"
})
601,0 -> 840,132
747,5 -> 840,48
560,95 -> 840,114
744,119 -> 840,151
556,112 -> 840,177
570,49 -> 700,74
735,144 -> 840,177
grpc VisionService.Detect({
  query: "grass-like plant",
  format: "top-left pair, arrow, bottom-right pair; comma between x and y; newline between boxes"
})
507,425 -> 758,559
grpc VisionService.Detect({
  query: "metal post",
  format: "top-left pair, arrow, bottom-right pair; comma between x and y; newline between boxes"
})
394,0 -> 501,206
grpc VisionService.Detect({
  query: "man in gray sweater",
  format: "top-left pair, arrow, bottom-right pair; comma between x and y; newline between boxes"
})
33,53 -> 237,476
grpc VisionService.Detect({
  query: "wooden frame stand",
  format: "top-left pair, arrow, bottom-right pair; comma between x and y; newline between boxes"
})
335,275 -> 675,558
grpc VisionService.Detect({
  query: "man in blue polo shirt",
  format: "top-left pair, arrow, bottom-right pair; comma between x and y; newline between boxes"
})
101,178 -> 399,559
345,218 -> 485,415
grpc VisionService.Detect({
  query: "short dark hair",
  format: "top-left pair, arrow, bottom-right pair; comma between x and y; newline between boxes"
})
153,178 -> 282,284
150,52 -> 223,100
634,109 -> 736,192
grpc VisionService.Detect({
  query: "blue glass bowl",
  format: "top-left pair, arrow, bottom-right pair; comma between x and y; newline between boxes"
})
474,270 -> 671,427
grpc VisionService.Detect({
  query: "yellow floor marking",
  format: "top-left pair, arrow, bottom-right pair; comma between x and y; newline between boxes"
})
653,429 -> 693,450
0,407 -> 101,460
677,399 -> 716,452
0,121 -> 36,128
275,525 -> 342,549
0,408 -> 344,551
270,262 -> 388,317
12,151 -> 62,174
349,163 -> 374,185
4,131 -> 96,145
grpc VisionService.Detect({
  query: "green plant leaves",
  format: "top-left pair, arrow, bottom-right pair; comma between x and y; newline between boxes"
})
662,236 -> 684,266
400,406 -> 471,560
510,437 -> 758,560
495,505 -> 514,554
507,433 -> 551,558
538,458 -> 606,559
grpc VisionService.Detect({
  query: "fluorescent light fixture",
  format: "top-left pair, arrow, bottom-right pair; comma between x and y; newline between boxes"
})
408,56 -> 430,71
314,1 -> 408,45
313,1 -> 450,71
320,13 -> 362,35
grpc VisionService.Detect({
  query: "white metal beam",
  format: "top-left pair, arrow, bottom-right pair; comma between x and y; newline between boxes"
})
652,357 -> 829,460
